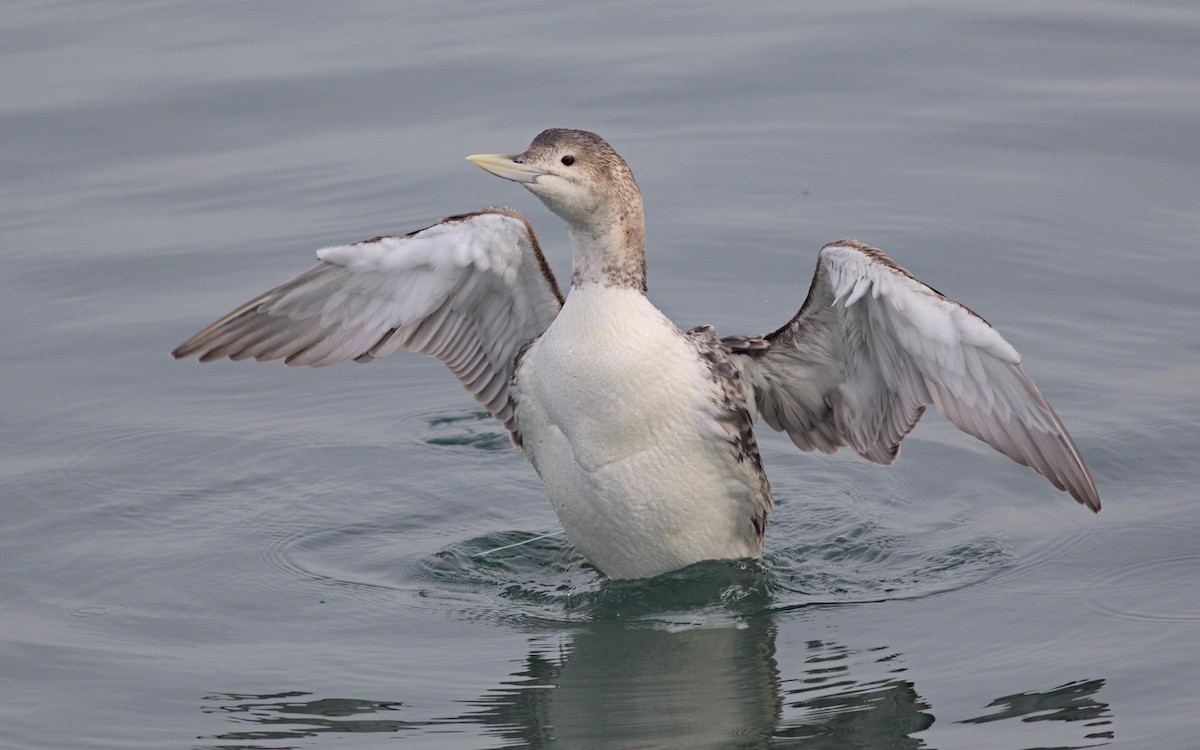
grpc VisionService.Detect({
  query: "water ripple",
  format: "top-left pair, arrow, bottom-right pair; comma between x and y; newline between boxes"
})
1024,521 -> 1200,624
276,495 -> 1015,629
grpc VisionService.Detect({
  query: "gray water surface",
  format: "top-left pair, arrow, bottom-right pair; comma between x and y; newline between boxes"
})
3,2 -> 1199,748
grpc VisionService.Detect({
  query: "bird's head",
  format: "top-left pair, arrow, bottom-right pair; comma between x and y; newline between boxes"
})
468,129 -> 641,232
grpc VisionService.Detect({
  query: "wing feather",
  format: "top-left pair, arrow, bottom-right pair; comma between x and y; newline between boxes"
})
733,239 -> 1100,511
172,208 -> 563,439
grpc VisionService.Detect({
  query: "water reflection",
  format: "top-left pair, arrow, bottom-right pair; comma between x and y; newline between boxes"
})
960,679 -> 1114,744
466,618 -> 782,748
198,692 -> 414,746
775,639 -> 932,748
198,614 -> 1111,748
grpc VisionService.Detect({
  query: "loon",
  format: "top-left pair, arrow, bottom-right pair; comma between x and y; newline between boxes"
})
173,128 -> 1100,579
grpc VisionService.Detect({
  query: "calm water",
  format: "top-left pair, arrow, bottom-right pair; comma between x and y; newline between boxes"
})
3,2 -> 1199,748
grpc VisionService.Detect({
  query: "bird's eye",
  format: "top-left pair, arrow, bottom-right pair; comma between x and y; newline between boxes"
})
561,155 -> 575,166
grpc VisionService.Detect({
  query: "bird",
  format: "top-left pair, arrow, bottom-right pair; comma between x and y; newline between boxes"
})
172,128 -> 1100,580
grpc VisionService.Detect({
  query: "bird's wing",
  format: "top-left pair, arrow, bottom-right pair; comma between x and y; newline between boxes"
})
172,208 -> 563,438
729,239 -> 1099,511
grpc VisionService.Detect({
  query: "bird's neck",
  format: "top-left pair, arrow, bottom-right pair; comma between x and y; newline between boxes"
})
568,209 -> 647,292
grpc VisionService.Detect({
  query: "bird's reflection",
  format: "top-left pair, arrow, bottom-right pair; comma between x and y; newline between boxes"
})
465,617 -> 783,748
960,678 -> 1114,744
773,639 -> 933,748
198,615 -> 1112,748
197,692 -> 415,744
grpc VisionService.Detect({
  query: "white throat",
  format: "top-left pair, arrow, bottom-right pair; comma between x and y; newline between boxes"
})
567,217 -> 646,291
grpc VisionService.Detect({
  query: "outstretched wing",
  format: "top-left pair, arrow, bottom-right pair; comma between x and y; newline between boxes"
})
172,208 -> 563,438
731,239 -> 1100,511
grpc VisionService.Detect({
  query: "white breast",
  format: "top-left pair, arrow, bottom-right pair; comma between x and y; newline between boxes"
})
513,284 -> 764,579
